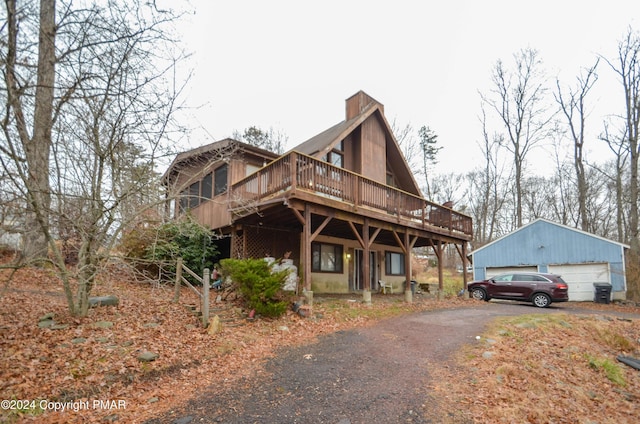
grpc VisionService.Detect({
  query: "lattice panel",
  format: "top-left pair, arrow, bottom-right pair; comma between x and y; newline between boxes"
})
245,226 -> 273,259
231,232 -> 244,259
233,225 -> 300,262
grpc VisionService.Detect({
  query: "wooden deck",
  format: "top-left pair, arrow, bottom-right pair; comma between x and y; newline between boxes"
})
229,151 -> 472,240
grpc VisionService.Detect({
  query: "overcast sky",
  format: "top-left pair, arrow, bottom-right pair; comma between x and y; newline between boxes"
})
176,0 -> 639,174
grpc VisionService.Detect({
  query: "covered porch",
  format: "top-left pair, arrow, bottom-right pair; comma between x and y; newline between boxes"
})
227,151 -> 473,302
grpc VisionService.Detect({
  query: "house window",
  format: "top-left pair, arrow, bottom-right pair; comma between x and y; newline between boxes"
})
328,151 -> 343,167
214,164 -> 228,196
323,141 -> 344,168
188,181 -> 200,209
202,173 -> 212,200
385,251 -> 405,275
179,189 -> 188,213
312,242 -> 343,273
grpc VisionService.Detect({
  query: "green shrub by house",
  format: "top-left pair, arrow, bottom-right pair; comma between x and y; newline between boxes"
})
121,215 -> 218,283
220,258 -> 293,318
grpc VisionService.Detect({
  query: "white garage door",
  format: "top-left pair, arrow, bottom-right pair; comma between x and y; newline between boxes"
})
486,267 -> 537,279
548,263 -> 609,302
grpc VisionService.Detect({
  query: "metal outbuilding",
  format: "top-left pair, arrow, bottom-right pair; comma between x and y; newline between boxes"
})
470,219 -> 628,301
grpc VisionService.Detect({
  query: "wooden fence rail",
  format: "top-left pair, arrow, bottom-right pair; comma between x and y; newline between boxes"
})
172,258 -> 210,327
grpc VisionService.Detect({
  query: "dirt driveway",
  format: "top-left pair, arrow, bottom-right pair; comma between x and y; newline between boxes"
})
147,302 -> 635,424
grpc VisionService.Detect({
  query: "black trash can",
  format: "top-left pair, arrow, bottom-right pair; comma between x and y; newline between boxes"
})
593,283 -> 612,304
410,280 -> 417,296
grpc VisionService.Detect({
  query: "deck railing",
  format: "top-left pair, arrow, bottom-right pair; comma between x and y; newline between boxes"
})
230,151 -> 472,237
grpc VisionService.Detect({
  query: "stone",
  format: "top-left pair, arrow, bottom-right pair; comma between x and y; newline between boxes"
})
207,315 -> 223,335
38,319 -> 54,329
143,322 -> 159,328
39,313 -> 55,322
482,351 -> 493,359
93,321 -> 114,329
72,337 -> 87,344
50,324 -> 69,330
89,295 -> 119,307
137,351 -> 158,362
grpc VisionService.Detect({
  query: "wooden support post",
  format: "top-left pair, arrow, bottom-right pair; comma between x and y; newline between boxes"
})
173,258 -> 183,303
404,231 -> 412,303
437,243 -> 444,299
303,204 -> 312,292
462,242 -> 469,290
363,219 -> 370,291
202,268 -> 210,327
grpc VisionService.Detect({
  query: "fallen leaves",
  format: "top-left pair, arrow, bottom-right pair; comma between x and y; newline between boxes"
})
432,310 -> 640,423
3,263 -> 639,423
1,265 -> 447,423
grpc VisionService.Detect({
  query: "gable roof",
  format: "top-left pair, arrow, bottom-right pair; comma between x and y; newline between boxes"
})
289,91 -> 422,196
162,138 -> 278,185
471,218 -> 629,255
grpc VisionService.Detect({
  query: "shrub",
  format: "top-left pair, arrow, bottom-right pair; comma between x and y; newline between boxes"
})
220,258 -> 293,318
121,215 -> 218,283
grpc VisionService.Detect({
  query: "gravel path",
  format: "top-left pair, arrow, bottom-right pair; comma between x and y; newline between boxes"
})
146,302 -> 631,424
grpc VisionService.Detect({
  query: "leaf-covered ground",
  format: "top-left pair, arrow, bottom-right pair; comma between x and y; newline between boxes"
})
1,263 -> 639,423
432,306 -> 640,423
0,265 -> 453,423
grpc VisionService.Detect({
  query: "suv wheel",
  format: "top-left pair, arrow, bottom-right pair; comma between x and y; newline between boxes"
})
532,293 -> 551,308
471,288 -> 488,301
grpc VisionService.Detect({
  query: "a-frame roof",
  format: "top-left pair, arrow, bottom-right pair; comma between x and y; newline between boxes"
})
471,218 -> 629,256
288,91 -> 423,197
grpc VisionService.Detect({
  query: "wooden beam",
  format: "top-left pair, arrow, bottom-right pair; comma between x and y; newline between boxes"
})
311,215 -> 332,241
404,231 -> 411,295
462,242 -> 469,288
348,221 -> 365,248
363,219 -> 371,291
290,206 -> 305,225
303,204 -> 312,291
368,227 -> 381,247
435,242 -> 445,295
392,231 -> 407,254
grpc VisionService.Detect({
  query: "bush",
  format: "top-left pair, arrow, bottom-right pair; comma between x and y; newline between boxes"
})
121,215 -> 218,283
220,258 -> 293,318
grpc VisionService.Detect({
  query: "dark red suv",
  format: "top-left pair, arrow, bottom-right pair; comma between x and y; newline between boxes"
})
467,272 -> 569,308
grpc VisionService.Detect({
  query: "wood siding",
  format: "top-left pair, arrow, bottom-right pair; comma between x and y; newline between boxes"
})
359,117 -> 386,183
230,151 -> 473,238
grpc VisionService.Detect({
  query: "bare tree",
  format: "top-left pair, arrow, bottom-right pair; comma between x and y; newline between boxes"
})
482,48 -> 554,227
232,126 -> 288,154
469,105 -> 511,244
555,60 -> 600,231
2,0 -> 55,260
597,121 -> 629,243
391,119 -> 423,180
0,0 -> 188,316
603,27 -> 640,300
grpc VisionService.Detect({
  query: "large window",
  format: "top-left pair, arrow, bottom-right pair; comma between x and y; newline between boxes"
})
322,140 -> 344,168
214,164 -> 228,196
201,173 -> 212,199
188,181 -> 200,209
385,251 -> 405,275
312,242 -> 343,273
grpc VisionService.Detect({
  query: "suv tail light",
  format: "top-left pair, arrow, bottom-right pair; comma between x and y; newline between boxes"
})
555,283 -> 568,289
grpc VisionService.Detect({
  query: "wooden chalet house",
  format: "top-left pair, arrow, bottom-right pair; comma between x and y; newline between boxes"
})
163,91 -> 473,302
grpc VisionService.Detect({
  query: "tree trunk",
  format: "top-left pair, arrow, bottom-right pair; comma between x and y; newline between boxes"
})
23,0 -> 56,261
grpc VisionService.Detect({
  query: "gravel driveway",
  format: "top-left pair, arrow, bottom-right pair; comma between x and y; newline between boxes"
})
147,302 -> 632,424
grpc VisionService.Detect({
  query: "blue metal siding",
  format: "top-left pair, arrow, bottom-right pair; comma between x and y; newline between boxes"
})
472,220 -> 626,292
